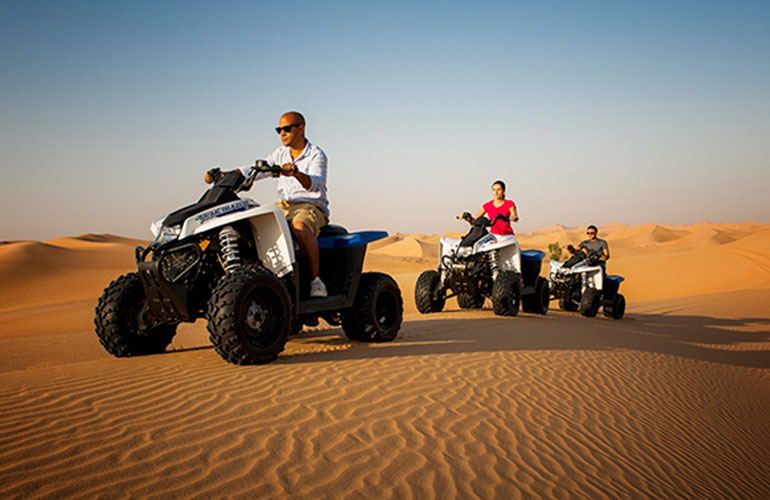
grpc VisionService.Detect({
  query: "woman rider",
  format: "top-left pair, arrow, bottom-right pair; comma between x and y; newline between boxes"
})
460,180 -> 519,235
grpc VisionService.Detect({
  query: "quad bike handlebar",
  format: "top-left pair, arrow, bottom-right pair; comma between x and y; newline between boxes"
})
563,247 -> 604,268
457,212 -> 510,227
249,159 -> 286,177
204,160 -> 294,191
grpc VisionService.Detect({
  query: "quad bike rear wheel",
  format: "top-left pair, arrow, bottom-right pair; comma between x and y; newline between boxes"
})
95,273 -> 178,357
523,276 -> 550,315
532,277 -> 550,315
457,292 -> 485,309
492,271 -> 521,317
343,272 -> 403,342
415,270 -> 446,314
206,266 -> 291,364
603,293 -> 626,320
290,317 -> 303,336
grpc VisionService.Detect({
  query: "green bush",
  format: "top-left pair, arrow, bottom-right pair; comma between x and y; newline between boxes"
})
548,242 -> 562,261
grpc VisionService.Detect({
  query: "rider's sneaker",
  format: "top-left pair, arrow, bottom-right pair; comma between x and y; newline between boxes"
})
309,277 -> 328,298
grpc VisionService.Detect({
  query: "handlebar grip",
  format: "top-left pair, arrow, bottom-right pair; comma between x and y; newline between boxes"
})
251,160 -> 283,177
205,167 -> 222,184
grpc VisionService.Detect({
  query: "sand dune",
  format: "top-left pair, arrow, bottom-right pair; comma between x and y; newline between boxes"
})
0,235 -> 143,325
1,224 -> 769,498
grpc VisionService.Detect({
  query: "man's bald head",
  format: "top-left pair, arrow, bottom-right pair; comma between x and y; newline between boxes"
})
277,112 -> 307,149
281,111 -> 305,126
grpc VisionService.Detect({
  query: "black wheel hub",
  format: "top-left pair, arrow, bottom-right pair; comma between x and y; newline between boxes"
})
241,290 -> 282,347
376,291 -> 398,330
246,301 -> 268,331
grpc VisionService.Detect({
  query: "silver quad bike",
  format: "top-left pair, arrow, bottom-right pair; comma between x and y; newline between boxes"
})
415,213 -> 549,317
95,161 -> 403,365
548,248 -> 626,319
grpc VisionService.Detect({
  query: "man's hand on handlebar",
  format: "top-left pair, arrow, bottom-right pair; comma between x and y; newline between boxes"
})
280,163 -> 298,177
204,160 -> 286,185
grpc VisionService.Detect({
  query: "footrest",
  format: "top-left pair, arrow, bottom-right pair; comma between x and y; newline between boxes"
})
297,294 -> 351,315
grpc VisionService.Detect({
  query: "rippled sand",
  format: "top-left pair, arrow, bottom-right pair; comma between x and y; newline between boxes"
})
1,225 -> 769,499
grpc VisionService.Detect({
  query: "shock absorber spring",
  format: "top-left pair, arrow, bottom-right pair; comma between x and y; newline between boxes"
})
489,249 -> 500,281
219,226 -> 241,273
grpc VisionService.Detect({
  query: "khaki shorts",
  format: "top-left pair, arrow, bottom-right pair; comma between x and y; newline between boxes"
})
276,200 -> 329,237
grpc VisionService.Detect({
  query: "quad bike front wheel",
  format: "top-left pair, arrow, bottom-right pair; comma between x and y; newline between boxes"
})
579,287 -> 601,317
558,286 -> 580,311
206,266 -> 291,364
343,272 -> 403,342
414,270 -> 446,314
492,271 -> 521,317
94,273 -> 178,357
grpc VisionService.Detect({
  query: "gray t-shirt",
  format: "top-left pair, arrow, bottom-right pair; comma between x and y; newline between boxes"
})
579,238 -> 609,259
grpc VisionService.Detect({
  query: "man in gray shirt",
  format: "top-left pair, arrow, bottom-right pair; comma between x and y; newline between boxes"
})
567,225 -> 610,271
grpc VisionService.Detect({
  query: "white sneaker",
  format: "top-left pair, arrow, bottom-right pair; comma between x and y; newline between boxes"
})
309,277 -> 328,298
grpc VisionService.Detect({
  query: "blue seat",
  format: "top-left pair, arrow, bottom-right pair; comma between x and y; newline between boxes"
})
318,230 -> 388,249
318,224 -> 348,237
521,249 -> 546,262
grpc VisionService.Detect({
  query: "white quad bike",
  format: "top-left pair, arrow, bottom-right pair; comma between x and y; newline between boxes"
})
548,249 -> 626,319
95,161 -> 403,365
415,214 -> 549,316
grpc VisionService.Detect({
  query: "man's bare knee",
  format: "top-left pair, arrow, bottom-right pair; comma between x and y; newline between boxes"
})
291,221 -> 312,237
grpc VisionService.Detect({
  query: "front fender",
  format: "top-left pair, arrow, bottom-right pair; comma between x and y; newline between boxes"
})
180,200 -> 295,277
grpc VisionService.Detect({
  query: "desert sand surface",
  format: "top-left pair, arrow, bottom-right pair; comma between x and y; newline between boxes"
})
1,224 -> 770,499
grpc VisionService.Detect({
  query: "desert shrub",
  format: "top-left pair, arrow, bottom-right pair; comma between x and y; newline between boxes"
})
548,242 -> 562,261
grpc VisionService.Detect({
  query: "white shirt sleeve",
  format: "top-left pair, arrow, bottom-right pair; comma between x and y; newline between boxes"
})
304,149 -> 327,193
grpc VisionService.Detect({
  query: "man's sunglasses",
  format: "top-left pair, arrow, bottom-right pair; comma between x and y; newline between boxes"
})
275,124 -> 301,134
586,231 -> 596,235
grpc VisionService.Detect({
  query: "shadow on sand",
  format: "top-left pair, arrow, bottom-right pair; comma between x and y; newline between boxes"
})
266,307 -> 770,369
161,298 -> 770,369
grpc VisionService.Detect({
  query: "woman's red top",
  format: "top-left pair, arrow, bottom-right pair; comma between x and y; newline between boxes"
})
482,199 -> 516,235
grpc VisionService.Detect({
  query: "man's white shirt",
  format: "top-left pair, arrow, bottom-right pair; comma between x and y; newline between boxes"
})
239,140 -> 329,215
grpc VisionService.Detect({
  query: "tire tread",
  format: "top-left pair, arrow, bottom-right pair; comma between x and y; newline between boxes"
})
206,266 -> 290,365
343,272 -> 403,342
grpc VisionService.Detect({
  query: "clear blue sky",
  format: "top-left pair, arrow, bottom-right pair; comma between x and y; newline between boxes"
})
2,0 -> 768,240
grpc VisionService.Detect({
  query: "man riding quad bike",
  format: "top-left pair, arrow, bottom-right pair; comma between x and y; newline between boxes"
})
94,161 -> 403,365
414,213 -> 549,316
549,247 -> 626,319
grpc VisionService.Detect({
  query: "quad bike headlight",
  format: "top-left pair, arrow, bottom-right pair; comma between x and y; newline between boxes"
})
456,247 -> 472,258
157,225 -> 181,244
